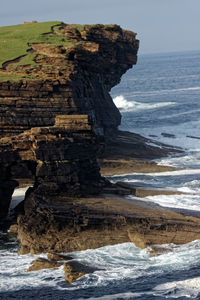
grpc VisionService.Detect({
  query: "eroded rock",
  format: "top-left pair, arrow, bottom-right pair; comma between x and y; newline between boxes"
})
47,253 -> 73,261
27,257 -> 62,272
64,261 -> 99,283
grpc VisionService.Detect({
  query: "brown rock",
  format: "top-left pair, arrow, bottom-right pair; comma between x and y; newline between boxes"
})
147,245 -> 174,256
18,245 -> 30,255
27,257 -> 62,272
0,117 -> 104,221
17,195 -> 200,254
47,253 -> 73,261
0,24 -> 139,136
64,263 -> 85,283
63,261 -> 99,283
8,224 -> 18,233
0,22 -> 191,258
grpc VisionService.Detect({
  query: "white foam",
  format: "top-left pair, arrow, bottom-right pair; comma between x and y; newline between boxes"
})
9,187 -> 30,211
1,240 -> 200,298
157,152 -> 200,168
145,194 -> 200,211
112,168 -> 200,178
78,292 -> 143,300
113,95 -> 175,112
0,251 -> 61,292
119,86 -> 200,98
12,187 -> 29,198
154,277 -> 200,298
143,168 -> 200,177
177,180 -> 200,193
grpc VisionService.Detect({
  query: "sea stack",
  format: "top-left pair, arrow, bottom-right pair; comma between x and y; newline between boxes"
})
1,22 -> 200,255
0,22 -> 139,222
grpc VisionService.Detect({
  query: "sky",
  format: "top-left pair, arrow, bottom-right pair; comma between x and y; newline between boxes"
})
1,0 -> 200,54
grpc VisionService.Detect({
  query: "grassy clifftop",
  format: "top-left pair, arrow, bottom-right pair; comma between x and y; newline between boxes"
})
0,22 -> 138,82
0,21 -> 62,68
0,21 -> 89,81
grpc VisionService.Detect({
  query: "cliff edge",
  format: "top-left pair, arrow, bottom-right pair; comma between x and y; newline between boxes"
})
0,22 -> 192,255
0,22 -> 139,135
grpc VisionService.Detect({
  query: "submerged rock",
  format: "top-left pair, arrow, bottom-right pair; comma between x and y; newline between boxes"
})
147,245 -> 174,256
47,253 -> 73,261
8,224 -> 18,234
161,132 -> 176,138
27,257 -> 62,272
64,261 -> 100,283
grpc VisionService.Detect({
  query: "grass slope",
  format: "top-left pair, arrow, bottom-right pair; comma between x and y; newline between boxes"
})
0,21 -> 61,68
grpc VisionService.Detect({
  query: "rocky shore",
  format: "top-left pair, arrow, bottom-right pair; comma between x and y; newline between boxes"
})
1,22 -> 200,282
17,193 -> 200,254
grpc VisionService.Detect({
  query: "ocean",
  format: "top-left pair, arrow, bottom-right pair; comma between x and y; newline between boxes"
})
1,50 -> 200,299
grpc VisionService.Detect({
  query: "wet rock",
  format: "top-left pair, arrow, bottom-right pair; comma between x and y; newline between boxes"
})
64,263 -> 85,283
27,257 -> 62,272
18,245 -> 31,255
100,157 -> 174,176
47,253 -> 73,261
187,135 -> 200,140
17,193 -> 200,254
64,261 -> 100,283
8,224 -> 18,234
147,245 -> 173,256
161,133 -> 176,138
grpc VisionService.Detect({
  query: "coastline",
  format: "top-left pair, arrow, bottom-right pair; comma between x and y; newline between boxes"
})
16,191 -> 200,254
100,158 -> 174,176
1,22 -> 200,295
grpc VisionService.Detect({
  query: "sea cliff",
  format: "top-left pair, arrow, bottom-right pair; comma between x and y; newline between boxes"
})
0,22 -> 199,256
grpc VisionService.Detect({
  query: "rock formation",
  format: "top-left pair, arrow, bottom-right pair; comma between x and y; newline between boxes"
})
0,23 -> 139,136
1,22 -> 196,256
0,23 -> 139,220
17,194 -> 200,254
0,115 -> 104,220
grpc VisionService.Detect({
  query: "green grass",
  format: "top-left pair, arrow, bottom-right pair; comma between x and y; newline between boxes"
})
0,21 -> 91,81
0,21 -> 61,67
0,73 -> 37,82
6,53 -> 38,70
68,24 -> 86,31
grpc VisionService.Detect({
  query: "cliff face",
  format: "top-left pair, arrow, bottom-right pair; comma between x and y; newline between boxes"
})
18,194 -> 200,254
1,23 -> 198,254
0,115 -> 104,220
0,22 -> 139,223
0,24 -> 139,136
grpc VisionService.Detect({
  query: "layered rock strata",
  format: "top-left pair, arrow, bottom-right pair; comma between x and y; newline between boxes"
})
0,115 -> 103,220
0,23 -> 140,221
17,194 -> 200,254
0,24 -> 139,136
0,22 -> 193,255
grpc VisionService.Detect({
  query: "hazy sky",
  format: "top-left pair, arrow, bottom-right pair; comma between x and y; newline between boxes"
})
1,0 -> 200,54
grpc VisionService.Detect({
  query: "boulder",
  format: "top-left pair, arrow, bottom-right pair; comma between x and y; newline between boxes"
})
64,261 -> 100,283
27,257 -> 62,272
47,253 -> 73,261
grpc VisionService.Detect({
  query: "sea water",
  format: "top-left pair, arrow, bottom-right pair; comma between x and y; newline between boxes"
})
1,50 -> 200,299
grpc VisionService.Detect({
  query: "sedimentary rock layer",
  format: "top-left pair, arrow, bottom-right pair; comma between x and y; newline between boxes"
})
0,23 -> 140,221
1,22 -> 193,255
0,23 -> 139,136
17,195 -> 200,254
0,115 -> 104,220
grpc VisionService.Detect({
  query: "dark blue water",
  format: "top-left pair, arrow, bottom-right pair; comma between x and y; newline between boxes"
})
1,50 -> 200,299
112,51 -> 200,145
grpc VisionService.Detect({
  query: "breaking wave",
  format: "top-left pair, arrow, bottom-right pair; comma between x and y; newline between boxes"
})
1,241 -> 200,299
113,95 -> 175,112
